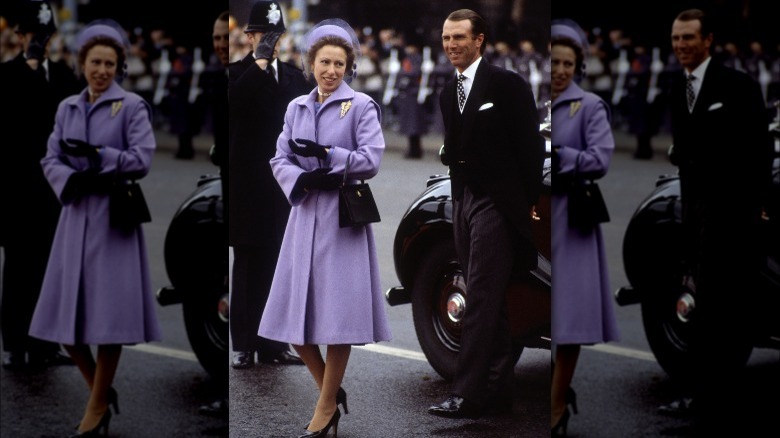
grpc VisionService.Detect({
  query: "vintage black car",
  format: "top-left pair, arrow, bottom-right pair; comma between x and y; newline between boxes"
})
156,173 -> 228,382
615,103 -> 780,380
386,113 -> 552,381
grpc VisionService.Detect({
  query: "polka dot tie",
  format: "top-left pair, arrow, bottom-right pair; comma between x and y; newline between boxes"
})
686,74 -> 696,112
457,73 -> 466,112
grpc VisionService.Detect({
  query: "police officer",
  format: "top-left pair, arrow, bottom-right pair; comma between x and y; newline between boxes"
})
0,0 -> 81,371
228,0 -> 311,368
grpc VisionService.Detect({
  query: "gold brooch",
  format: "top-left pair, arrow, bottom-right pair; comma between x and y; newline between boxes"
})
111,101 -> 123,118
569,101 -> 581,118
340,100 -> 352,119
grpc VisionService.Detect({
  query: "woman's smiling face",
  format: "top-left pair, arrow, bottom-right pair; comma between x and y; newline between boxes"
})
83,44 -> 117,94
311,44 -> 347,94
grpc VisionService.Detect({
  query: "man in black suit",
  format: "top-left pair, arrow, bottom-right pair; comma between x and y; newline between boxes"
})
228,1 -> 310,369
427,9 -> 545,419
0,0 -> 81,371
658,8 -> 772,432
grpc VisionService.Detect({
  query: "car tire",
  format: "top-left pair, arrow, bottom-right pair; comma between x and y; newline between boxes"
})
182,286 -> 229,383
411,240 -> 525,381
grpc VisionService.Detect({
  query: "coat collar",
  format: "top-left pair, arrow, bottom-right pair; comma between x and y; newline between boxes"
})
551,81 -> 586,110
296,80 -> 355,111
70,81 -> 126,108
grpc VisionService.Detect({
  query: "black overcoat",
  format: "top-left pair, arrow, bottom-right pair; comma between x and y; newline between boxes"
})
228,54 -> 311,247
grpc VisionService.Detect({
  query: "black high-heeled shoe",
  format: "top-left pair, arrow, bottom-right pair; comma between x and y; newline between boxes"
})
298,408 -> 340,438
566,386 -> 578,415
336,387 -> 348,415
551,407 -> 570,437
108,387 -> 120,415
69,409 -> 112,437
74,387 -> 119,430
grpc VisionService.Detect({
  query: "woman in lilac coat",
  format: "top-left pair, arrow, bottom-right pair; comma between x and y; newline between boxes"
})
28,23 -> 160,436
258,19 -> 391,437
549,20 -> 620,436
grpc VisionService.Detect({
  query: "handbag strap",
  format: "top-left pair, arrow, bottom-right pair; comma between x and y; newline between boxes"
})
342,154 -> 366,187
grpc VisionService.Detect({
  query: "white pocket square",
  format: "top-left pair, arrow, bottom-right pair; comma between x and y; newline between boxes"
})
708,102 -> 723,111
478,102 -> 494,111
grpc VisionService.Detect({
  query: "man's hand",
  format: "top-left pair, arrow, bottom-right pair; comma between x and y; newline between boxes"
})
25,32 -> 50,63
289,139 -> 330,160
254,31 -> 283,61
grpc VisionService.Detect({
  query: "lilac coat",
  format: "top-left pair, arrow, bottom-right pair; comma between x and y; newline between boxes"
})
258,82 -> 392,345
551,82 -> 620,345
29,82 -> 162,345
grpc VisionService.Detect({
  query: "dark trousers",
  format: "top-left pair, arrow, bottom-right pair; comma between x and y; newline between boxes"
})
230,245 -> 287,354
1,240 -> 59,356
451,186 -> 516,406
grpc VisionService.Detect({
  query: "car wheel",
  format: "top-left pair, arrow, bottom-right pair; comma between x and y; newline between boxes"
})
411,240 -> 463,381
411,241 -> 527,381
182,286 -> 229,382
640,277 -> 752,381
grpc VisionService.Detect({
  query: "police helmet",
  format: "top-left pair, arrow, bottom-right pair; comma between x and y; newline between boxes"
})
245,1 -> 285,33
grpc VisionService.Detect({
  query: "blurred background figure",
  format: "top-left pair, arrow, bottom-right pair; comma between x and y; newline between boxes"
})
395,39 -> 428,159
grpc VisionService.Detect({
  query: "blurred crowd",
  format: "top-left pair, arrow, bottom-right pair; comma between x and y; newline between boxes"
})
228,19 -> 552,139
1,19 -> 227,157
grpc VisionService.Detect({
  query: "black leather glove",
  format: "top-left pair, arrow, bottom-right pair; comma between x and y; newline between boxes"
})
25,32 -> 51,63
254,31 -> 283,61
60,138 -> 102,168
551,145 -> 561,174
293,168 -> 342,195
61,168 -> 101,204
289,139 -> 330,160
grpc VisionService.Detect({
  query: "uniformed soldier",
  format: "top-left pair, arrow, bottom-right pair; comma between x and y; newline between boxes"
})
0,0 -> 81,371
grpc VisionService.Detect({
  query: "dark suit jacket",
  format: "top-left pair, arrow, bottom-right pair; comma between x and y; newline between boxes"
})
0,53 -> 80,246
440,58 -> 545,268
228,54 -> 312,247
670,60 -> 771,254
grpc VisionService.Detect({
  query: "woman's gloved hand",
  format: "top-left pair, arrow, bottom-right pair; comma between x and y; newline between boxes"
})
289,138 -> 330,160
60,138 -> 102,169
293,168 -> 342,196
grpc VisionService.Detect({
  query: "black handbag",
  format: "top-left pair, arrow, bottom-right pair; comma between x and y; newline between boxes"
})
567,157 -> 610,229
338,155 -> 381,228
109,176 -> 151,230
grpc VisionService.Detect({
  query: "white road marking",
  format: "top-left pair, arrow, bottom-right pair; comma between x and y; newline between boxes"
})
585,344 -> 656,362
126,340 -> 656,366
127,344 -> 198,362
355,344 -> 428,361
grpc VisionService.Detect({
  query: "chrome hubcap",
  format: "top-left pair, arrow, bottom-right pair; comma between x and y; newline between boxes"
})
446,293 -> 466,323
676,292 -> 695,323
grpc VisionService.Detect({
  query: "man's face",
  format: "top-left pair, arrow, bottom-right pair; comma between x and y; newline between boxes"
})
212,18 -> 229,66
247,31 -> 282,59
441,19 -> 483,72
671,18 -> 712,71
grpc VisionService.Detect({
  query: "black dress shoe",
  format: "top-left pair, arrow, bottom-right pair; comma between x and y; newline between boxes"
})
28,350 -> 75,368
257,350 -> 304,365
428,395 -> 482,419
198,398 -> 228,418
231,351 -> 254,369
658,397 -> 696,418
1,351 -> 26,371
